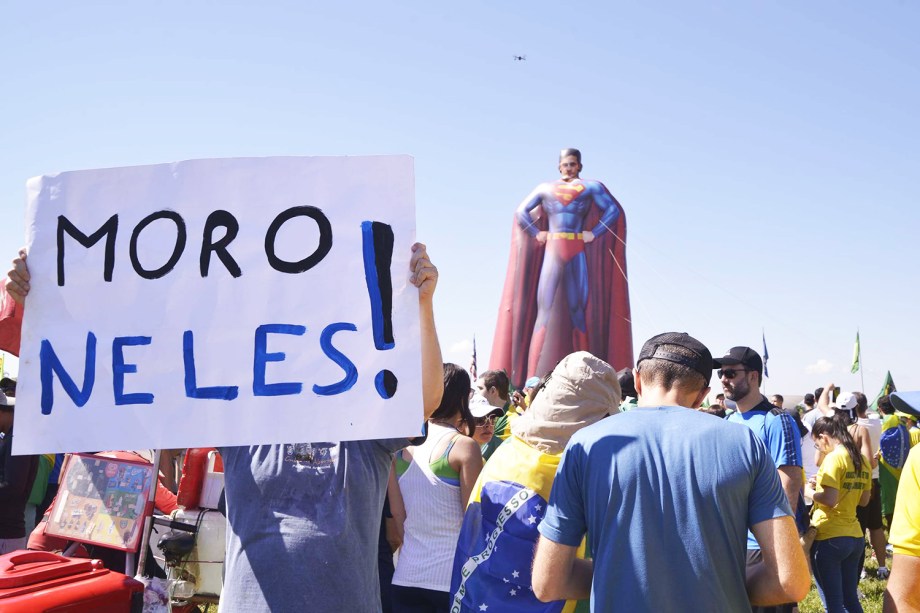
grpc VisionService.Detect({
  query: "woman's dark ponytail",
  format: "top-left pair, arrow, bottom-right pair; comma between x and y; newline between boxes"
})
813,416 -> 864,474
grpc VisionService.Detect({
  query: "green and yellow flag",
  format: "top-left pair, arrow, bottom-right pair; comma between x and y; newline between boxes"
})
872,371 -> 897,409
850,332 -> 860,374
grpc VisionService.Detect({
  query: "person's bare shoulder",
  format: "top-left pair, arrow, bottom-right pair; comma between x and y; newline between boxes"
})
448,435 -> 483,466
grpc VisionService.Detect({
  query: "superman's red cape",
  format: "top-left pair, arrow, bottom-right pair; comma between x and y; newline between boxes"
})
489,183 -> 632,387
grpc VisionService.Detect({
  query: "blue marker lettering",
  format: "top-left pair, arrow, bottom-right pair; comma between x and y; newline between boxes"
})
113,336 -> 154,405
39,332 -> 97,415
253,324 -> 305,396
183,330 -> 239,400
313,322 -> 358,396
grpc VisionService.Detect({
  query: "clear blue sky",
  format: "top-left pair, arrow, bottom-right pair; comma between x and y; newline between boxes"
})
2,1 -> 918,399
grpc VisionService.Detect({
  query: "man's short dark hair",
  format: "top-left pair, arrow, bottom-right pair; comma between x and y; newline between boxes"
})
638,344 -> 707,393
559,148 -> 581,164
480,369 -> 510,401
772,394 -> 784,404
877,394 -> 893,415
716,393 -> 725,400
699,405 -> 726,419
617,368 -> 637,399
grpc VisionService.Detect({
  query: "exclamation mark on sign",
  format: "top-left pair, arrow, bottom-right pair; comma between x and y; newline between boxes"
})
361,221 -> 397,399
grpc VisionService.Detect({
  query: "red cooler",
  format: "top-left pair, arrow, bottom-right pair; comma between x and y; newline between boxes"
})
0,550 -> 144,612
177,447 -> 219,509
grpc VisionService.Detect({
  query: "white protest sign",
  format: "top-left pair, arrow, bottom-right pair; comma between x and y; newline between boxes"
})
14,156 -> 421,454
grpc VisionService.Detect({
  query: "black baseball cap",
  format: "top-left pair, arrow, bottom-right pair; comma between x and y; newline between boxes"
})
712,346 -> 763,375
637,332 -> 713,381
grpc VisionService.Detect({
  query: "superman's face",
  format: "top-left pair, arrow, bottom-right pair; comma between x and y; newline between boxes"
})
558,155 -> 582,181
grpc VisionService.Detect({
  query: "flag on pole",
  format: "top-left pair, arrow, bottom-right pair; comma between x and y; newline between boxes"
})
762,331 -> 769,378
470,335 -> 478,381
872,371 -> 897,409
850,332 -> 861,374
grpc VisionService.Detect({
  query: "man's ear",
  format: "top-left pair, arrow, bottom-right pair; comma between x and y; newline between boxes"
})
690,386 -> 711,409
633,367 -> 642,398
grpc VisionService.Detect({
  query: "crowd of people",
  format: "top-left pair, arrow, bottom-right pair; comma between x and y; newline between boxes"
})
2,245 -> 920,613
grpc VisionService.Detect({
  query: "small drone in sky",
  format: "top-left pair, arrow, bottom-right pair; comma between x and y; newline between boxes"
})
513,55 -> 527,61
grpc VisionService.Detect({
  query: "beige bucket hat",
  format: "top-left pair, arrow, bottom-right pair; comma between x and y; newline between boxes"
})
512,351 -> 621,454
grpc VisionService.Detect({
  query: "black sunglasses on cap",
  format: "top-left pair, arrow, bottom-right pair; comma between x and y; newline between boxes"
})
718,367 -> 750,380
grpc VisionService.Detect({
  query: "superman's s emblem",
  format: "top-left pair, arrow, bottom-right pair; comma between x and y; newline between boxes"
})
553,181 -> 585,205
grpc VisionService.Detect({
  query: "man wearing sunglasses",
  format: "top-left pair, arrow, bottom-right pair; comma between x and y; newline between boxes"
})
533,334 -> 808,611
715,346 -> 805,613
476,370 -> 521,461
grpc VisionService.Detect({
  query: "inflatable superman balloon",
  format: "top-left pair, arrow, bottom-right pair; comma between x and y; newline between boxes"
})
490,149 -> 633,386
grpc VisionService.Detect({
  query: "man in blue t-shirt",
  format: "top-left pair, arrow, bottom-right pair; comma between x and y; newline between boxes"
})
532,332 -> 809,612
715,346 -> 805,613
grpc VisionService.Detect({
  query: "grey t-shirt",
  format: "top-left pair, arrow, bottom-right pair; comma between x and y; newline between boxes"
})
219,439 -> 404,613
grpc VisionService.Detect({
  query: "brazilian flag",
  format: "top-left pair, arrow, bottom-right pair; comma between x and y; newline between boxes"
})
871,371 -> 897,410
450,436 -> 587,613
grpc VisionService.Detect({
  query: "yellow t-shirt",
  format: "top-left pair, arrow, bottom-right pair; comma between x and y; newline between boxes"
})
504,405 -> 525,437
812,446 -> 871,540
492,404 -> 511,441
495,404 -> 524,441
890,446 -> 920,557
910,428 -> 920,448
882,414 -> 900,431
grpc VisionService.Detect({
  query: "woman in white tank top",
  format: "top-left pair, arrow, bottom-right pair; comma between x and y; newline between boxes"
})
392,364 -> 484,613
853,391 -> 888,577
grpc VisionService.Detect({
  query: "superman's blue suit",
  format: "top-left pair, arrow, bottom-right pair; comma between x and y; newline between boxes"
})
491,178 -> 632,385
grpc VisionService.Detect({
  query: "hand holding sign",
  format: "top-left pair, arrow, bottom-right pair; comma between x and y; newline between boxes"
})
410,243 -> 438,303
5,248 -> 30,305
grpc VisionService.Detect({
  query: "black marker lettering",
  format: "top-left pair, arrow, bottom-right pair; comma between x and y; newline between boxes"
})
264,206 -> 332,274
129,210 -> 187,280
200,210 -> 242,278
57,214 -> 118,286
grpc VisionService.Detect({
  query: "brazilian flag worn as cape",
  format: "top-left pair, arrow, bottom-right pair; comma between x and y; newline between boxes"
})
450,435 -> 587,613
